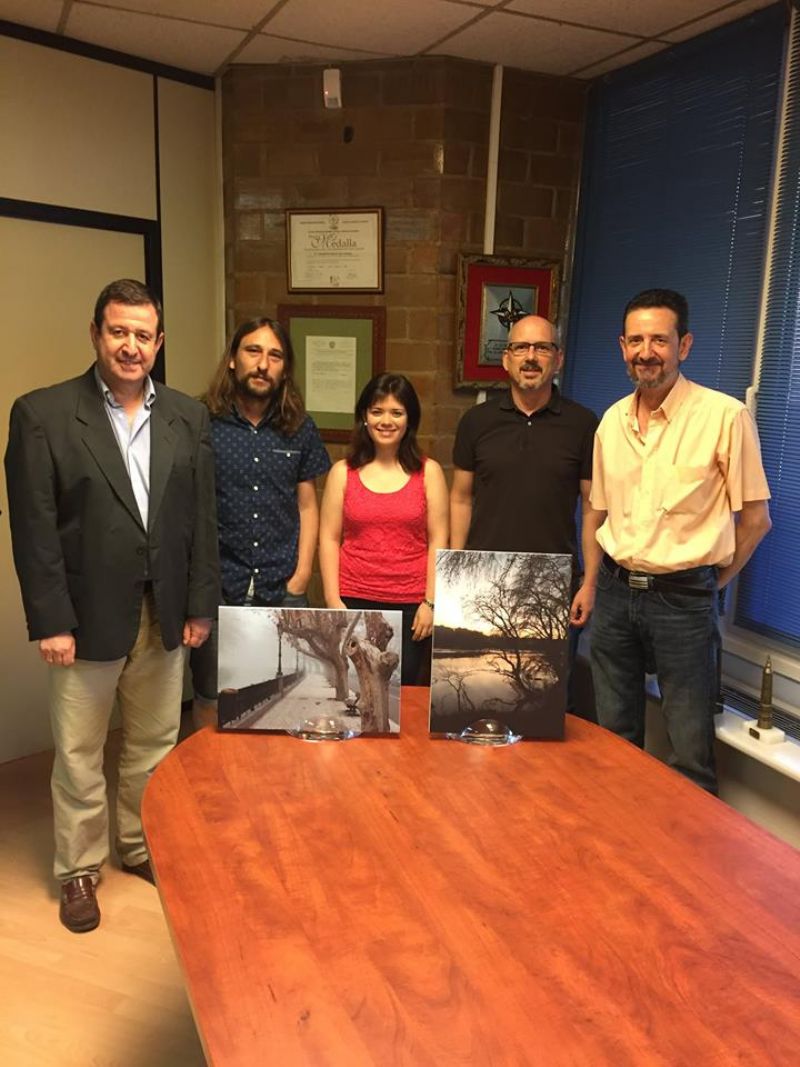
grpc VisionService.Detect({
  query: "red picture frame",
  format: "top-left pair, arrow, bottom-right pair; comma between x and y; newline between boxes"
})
456,255 -> 561,389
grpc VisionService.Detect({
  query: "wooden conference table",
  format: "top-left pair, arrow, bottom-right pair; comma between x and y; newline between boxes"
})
143,688 -> 800,1066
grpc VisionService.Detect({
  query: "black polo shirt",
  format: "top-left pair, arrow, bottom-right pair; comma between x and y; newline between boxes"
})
452,386 -> 598,556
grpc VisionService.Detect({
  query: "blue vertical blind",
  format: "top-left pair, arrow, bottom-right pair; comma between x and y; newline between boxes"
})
736,6 -> 800,648
565,6 -> 784,418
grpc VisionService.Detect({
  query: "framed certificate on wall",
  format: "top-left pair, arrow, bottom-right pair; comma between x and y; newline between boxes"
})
277,304 -> 386,442
286,208 -> 384,293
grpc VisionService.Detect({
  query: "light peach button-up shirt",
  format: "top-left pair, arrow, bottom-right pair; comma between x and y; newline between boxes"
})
591,375 -> 770,573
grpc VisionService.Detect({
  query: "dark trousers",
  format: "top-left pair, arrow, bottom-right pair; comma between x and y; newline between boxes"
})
590,560 -> 719,794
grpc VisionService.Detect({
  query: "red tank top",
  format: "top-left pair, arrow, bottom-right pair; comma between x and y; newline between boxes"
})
339,462 -> 428,602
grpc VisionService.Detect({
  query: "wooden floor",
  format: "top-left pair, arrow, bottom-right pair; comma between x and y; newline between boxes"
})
0,722 -> 205,1067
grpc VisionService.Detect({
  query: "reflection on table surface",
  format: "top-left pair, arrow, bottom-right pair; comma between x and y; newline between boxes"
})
143,687 -> 800,1067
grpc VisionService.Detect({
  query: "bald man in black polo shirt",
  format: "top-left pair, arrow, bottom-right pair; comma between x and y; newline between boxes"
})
450,315 -> 601,628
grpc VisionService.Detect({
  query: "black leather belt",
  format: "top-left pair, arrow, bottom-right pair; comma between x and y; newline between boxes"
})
602,554 -> 714,597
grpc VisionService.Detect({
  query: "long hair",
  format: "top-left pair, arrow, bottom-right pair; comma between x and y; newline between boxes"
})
347,373 -> 423,473
202,317 -> 306,435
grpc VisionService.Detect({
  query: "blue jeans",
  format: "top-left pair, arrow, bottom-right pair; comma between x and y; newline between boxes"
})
590,561 -> 719,793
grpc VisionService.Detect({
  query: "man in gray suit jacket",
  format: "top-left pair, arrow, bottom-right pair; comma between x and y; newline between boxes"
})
4,279 -> 219,932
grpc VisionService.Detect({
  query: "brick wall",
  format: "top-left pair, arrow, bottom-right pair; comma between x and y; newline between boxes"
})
222,57 -> 586,470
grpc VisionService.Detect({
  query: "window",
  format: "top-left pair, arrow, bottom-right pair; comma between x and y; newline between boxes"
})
565,6 -> 783,413
565,3 -> 800,713
735,5 -> 800,651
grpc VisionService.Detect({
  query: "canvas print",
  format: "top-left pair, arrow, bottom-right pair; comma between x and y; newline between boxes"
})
217,606 -> 402,734
429,550 -> 571,738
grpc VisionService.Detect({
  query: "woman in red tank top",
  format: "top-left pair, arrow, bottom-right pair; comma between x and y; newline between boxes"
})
319,374 -> 449,685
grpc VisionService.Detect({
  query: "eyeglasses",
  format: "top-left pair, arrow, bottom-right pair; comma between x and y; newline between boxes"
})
506,341 -> 559,356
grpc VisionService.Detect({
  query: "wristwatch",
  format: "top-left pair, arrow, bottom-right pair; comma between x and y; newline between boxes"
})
423,598 -> 434,610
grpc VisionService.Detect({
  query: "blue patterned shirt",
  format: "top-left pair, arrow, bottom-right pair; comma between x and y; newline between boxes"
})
211,406 -> 330,603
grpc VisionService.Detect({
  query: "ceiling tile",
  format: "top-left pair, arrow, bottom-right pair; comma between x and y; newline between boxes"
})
73,1 -> 269,30
263,0 -> 473,55
660,0 -> 777,43
575,39 -> 668,79
0,0 -> 778,76
237,34 -> 388,64
505,1 -> 746,39
438,10 -> 640,75
0,0 -> 63,33
65,6 -> 245,73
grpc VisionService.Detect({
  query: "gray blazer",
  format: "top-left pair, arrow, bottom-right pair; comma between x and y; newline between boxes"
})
4,366 -> 219,660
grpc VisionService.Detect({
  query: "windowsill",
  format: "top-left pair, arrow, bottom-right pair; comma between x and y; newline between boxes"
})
723,628 -> 800,685
715,707 -> 800,783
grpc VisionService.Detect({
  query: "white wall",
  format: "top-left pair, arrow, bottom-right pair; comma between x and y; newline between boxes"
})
0,37 -> 156,217
158,77 -> 225,395
0,34 -> 222,763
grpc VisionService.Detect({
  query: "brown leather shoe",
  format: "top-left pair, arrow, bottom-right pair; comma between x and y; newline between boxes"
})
121,859 -> 155,886
59,876 -> 100,933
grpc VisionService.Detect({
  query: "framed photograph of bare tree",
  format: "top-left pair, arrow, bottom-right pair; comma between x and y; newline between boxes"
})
217,606 -> 402,735
429,550 -> 570,737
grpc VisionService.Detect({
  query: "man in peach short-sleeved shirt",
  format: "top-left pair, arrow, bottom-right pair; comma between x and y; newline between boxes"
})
587,288 -> 771,793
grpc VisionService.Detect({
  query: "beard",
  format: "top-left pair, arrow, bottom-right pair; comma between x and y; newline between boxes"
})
516,359 -> 544,388
628,360 -> 667,390
238,372 -> 278,399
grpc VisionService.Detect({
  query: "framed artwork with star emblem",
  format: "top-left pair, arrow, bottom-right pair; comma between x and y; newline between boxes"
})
455,255 -> 561,389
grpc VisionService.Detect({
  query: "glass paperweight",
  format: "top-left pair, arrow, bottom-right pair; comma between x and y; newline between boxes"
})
287,714 -> 357,742
448,717 -> 522,746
